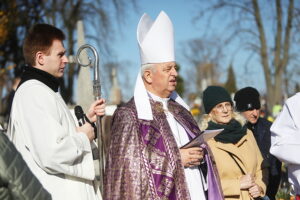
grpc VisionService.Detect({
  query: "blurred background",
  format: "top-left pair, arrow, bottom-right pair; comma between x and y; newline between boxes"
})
1,0 -> 300,122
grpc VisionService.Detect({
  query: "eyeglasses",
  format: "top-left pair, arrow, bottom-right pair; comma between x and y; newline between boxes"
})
214,102 -> 232,112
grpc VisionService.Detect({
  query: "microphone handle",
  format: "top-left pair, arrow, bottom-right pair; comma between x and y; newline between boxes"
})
77,116 -> 85,127
83,115 -> 97,139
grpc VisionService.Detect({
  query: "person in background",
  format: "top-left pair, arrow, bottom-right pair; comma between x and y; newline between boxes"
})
0,126 -> 51,200
234,87 -> 281,200
104,11 -> 223,200
199,86 -> 268,200
270,92 -> 300,200
3,76 -> 21,122
7,24 -> 105,200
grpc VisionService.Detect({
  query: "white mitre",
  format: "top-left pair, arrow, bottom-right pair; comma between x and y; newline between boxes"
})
134,11 -> 189,120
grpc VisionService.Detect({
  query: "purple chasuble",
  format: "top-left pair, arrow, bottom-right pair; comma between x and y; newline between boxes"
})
104,98 -> 224,200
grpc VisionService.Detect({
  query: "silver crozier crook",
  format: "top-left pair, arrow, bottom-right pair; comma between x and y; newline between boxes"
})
76,44 -> 104,193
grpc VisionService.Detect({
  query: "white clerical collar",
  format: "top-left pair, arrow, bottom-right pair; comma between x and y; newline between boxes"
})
133,70 -> 190,120
148,92 -> 170,110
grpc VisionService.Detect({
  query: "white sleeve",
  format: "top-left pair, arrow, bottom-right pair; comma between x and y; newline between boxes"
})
12,83 -> 95,180
270,94 -> 300,165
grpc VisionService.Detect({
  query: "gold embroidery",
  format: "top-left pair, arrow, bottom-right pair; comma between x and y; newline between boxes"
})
153,102 -> 165,113
157,177 -> 174,197
149,133 -> 161,146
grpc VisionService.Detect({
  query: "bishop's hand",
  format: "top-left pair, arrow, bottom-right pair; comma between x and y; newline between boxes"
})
179,147 -> 204,168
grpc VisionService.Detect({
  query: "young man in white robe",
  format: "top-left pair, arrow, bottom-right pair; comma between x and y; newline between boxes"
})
7,24 -> 105,200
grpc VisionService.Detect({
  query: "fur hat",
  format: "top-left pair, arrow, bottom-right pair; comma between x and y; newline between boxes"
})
234,87 -> 261,112
202,86 -> 233,114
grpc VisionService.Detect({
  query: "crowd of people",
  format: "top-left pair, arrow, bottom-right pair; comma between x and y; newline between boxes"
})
0,10 -> 299,200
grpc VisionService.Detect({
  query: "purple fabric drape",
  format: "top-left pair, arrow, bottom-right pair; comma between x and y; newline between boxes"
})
104,98 -> 224,200
201,143 -> 224,200
139,122 -> 183,200
174,112 -> 224,200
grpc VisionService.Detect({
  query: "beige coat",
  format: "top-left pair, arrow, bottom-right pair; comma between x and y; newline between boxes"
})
201,114 -> 268,200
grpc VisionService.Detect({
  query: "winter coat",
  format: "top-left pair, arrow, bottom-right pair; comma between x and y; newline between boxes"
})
248,118 -> 281,200
0,130 -> 51,200
200,114 -> 268,200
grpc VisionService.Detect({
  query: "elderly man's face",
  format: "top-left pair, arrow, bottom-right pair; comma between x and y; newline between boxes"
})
150,61 -> 178,98
242,109 -> 260,124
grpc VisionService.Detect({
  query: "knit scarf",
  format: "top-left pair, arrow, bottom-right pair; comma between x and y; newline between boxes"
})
206,119 -> 247,144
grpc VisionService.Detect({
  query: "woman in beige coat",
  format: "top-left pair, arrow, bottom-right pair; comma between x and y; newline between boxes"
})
199,86 -> 268,200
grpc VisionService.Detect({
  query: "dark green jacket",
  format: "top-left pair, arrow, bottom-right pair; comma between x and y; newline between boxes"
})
0,131 -> 51,200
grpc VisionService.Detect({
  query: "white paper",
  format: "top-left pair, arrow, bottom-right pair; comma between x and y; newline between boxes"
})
180,129 -> 224,149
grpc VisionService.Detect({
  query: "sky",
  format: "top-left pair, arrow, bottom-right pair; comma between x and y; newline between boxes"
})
95,0 -> 267,101
112,0 -> 201,66
109,0 -> 204,101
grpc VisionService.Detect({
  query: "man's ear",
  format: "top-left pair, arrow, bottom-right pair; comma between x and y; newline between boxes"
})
143,70 -> 153,84
36,51 -> 45,66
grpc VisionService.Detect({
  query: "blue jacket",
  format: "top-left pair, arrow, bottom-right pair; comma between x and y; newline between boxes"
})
247,118 -> 282,200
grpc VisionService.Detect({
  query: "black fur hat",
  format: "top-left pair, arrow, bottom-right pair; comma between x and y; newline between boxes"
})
234,87 -> 261,112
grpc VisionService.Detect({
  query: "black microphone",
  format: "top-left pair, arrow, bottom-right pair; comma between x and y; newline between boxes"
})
74,105 -> 97,139
74,105 -> 85,126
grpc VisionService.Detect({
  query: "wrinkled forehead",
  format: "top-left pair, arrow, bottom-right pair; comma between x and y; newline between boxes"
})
155,61 -> 176,68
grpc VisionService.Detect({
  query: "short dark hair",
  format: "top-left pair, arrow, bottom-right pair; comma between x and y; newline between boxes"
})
23,24 -> 65,66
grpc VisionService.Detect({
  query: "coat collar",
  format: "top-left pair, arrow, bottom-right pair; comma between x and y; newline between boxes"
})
17,65 -> 60,92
